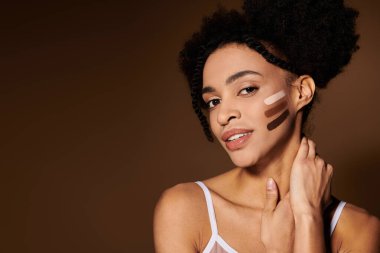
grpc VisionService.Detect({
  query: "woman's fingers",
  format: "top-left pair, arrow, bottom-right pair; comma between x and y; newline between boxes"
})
323,164 -> 334,208
263,178 -> 279,215
307,139 -> 316,159
315,155 -> 326,168
261,178 -> 294,252
290,137 -> 335,215
295,137 -> 309,161
327,164 -> 333,174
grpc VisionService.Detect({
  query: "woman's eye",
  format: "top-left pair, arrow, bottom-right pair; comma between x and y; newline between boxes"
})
240,86 -> 257,95
206,99 -> 220,109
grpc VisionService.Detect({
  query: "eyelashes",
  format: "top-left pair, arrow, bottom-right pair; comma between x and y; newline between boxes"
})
204,86 -> 258,109
206,99 -> 220,109
240,86 -> 257,95
202,87 -> 290,131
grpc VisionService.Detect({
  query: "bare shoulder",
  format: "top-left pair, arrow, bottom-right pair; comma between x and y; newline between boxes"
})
153,182 -> 208,253
337,202 -> 379,253
340,202 -> 379,234
154,182 -> 207,220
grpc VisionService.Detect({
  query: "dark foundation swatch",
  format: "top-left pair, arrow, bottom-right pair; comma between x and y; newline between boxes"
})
267,110 -> 289,131
264,100 -> 288,118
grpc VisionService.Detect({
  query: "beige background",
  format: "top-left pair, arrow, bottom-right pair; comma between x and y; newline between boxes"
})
1,0 -> 379,252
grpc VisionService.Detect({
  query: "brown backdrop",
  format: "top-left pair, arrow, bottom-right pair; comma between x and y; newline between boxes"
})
1,0 -> 379,252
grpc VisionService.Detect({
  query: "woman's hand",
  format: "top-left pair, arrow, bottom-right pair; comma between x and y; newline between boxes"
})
289,138 -> 333,252
289,137 -> 333,216
261,178 -> 295,253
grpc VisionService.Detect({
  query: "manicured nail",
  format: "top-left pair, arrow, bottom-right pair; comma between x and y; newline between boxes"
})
267,178 -> 274,190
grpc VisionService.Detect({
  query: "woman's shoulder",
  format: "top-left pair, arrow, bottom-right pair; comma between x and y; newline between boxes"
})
336,201 -> 379,252
339,201 -> 379,233
154,169 -> 236,219
154,182 -> 207,219
156,182 -> 206,209
153,181 -> 215,252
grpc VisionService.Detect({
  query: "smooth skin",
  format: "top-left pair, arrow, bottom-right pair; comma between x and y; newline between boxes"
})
153,44 -> 379,253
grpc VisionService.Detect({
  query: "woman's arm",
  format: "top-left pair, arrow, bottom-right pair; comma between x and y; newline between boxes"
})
290,138 -> 379,253
260,138 -> 328,253
153,184 -> 200,253
290,138 -> 333,253
293,211 -> 326,253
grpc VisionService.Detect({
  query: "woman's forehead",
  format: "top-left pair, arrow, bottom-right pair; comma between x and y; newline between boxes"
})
203,44 -> 284,86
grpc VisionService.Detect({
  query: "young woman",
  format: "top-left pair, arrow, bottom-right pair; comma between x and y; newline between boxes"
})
154,0 -> 379,252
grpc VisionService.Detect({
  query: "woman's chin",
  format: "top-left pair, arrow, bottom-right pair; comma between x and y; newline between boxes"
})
229,151 -> 259,168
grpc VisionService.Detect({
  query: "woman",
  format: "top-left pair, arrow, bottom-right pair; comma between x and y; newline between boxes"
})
154,0 -> 379,252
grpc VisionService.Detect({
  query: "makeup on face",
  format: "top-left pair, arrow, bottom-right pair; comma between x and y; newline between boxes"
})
264,100 -> 287,118
264,89 -> 289,131
264,90 -> 286,105
267,110 -> 290,130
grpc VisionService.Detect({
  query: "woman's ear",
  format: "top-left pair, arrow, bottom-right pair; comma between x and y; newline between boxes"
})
291,75 -> 316,112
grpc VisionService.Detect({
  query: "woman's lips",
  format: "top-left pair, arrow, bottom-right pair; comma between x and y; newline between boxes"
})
225,131 -> 253,151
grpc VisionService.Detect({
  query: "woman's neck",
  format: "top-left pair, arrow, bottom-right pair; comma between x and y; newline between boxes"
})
234,132 -> 302,209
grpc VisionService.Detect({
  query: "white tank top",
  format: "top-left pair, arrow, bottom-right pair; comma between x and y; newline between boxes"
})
195,181 -> 346,253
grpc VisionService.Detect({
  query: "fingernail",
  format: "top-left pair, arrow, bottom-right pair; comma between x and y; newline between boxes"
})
267,178 -> 274,190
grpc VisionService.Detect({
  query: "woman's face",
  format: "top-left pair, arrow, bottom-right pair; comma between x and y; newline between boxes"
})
202,43 -> 298,168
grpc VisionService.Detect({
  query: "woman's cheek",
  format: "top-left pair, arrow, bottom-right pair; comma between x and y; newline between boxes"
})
263,89 -> 290,131
209,112 -> 220,138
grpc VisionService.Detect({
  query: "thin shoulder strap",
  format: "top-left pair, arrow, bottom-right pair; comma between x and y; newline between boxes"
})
330,201 -> 346,236
195,181 -> 218,235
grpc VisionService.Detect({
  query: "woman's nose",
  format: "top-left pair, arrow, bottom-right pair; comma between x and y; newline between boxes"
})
217,101 -> 241,126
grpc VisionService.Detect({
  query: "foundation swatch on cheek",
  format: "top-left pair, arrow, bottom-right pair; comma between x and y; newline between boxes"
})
264,90 -> 286,105
263,89 -> 289,131
264,100 -> 288,117
267,109 -> 289,130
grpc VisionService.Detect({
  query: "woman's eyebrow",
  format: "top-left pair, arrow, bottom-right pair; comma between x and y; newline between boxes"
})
202,70 -> 262,95
226,70 -> 262,84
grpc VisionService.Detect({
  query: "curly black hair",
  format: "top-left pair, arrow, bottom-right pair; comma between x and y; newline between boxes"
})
179,0 -> 359,142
